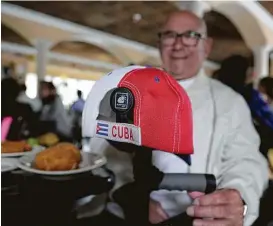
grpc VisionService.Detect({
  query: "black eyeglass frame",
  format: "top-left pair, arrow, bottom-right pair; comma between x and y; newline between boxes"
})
158,30 -> 207,47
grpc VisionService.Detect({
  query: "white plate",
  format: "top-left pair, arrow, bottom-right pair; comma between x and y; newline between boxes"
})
1,158 -> 19,173
1,145 -> 45,158
17,151 -> 107,176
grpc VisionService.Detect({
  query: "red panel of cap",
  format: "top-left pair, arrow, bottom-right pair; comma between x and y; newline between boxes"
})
118,68 -> 193,155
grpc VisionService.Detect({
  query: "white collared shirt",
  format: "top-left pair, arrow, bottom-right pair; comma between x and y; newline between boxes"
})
178,77 -> 195,90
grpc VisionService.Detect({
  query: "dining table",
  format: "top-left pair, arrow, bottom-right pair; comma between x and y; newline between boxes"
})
2,153 -> 273,226
2,166 -> 115,226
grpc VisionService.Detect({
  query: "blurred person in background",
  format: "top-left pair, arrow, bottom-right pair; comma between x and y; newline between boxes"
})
71,90 -> 85,114
17,84 -> 42,113
217,55 -> 251,95
257,77 -> 273,158
39,81 -> 72,140
1,77 -> 36,140
217,55 -> 273,127
217,55 -> 273,158
258,77 -> 273,112
3,63 -> 16,79
71,90 -> 85,146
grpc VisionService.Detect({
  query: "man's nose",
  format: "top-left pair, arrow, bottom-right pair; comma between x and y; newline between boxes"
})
173,37 -> 185,50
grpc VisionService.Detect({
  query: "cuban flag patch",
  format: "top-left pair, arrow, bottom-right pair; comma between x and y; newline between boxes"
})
94,120 -> 141,146
96,122 -> 109,136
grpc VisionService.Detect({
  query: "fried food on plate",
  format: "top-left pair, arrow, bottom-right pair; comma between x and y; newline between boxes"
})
34,142 -> 81,171
38,133 -> 59,146
1,141 -> 32,153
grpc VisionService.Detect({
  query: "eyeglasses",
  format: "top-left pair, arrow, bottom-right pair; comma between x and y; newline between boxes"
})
158,30 -> 206,47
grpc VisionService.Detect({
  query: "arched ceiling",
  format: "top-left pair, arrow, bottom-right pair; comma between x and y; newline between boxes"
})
7,1 -> 176,47
51,41 -> 121,64
3,1 -> 273,63
1,24 -> 31,46
259,1 -> 273,14
204,10 -> 251,62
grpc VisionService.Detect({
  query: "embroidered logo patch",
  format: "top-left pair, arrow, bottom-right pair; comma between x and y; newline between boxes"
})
115,92 -> 129,110
94,120 -> 141,145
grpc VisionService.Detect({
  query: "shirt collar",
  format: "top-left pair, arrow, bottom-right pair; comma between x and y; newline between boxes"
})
177,68 -> 205,90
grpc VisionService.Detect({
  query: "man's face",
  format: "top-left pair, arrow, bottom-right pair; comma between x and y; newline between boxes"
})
159,13 -> 212,80
40,85 -> 50,99
40,85 -> 56,99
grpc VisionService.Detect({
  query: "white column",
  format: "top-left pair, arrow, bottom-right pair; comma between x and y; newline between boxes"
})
174,1 -> 211,18
34,39 -> 52,97
253,45 -> 273,82
35,39 -> 51,81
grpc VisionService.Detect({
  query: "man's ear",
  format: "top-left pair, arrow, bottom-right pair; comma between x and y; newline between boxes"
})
204,37 -> 213,58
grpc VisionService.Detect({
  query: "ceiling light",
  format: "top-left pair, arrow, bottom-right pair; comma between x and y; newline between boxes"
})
133,13 -> 142,23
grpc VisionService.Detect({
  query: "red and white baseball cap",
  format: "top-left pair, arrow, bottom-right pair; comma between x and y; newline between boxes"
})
82,66 -> 193,156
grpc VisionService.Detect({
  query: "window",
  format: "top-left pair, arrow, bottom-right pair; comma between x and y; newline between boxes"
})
25,73 -> 96,106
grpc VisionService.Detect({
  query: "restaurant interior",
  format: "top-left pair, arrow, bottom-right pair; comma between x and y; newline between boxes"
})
1,1 -> 273,226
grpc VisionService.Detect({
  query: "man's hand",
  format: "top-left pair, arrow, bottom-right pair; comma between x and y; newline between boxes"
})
149,199 -> 169,224
187,189 -> 244,226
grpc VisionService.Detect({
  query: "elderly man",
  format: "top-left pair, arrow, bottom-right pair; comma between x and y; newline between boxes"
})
149,11 -> 268,226
82,11 -> 268,226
